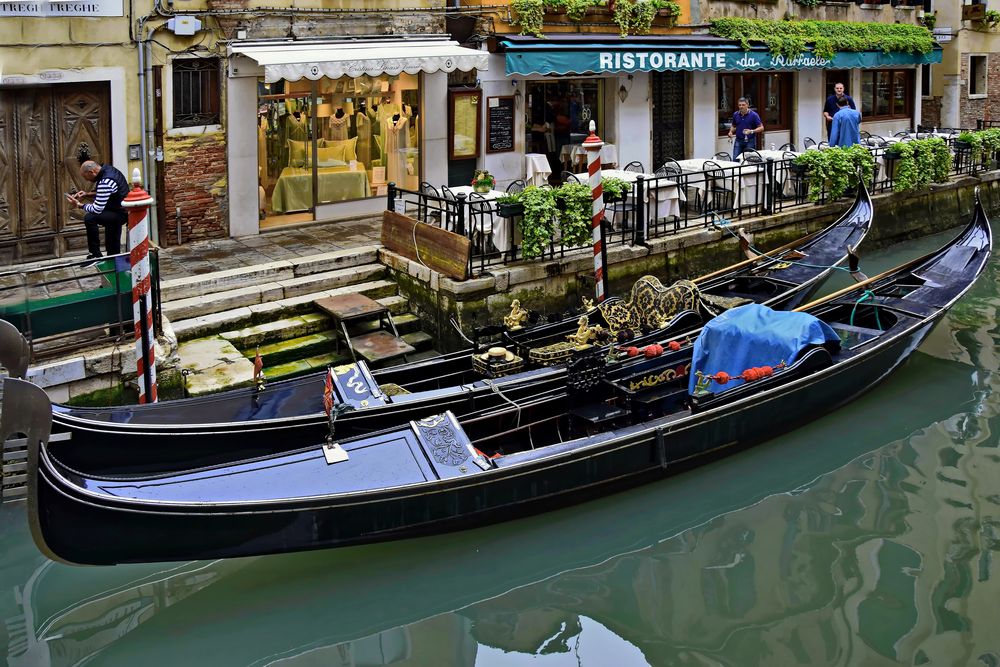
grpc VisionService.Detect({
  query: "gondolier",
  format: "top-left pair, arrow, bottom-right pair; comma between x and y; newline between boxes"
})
66,160 -> 129,262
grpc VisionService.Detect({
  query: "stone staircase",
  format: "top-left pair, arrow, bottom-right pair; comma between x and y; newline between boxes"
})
160,246 -> 435,396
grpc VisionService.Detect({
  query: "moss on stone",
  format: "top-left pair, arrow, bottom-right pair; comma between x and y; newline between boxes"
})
64,383 -> 138,407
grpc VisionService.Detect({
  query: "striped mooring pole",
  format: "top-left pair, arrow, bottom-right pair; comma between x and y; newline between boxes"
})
582,121 -> 610,302
122,168 -> 157,403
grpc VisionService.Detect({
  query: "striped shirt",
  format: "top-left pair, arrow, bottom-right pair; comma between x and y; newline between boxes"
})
83,176 -> 121,215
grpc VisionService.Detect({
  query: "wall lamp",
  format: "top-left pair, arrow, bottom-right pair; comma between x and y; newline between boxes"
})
618,74 -> 633,103
513,79 -> 522,105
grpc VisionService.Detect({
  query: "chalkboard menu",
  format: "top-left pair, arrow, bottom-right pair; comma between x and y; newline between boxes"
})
486,96 -> 515,154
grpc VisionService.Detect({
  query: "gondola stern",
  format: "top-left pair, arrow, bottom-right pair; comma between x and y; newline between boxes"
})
0,379 -> 78,565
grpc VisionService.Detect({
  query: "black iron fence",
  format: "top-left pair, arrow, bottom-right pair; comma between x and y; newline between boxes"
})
0,250 -> 162,361
388,131 -> 998,272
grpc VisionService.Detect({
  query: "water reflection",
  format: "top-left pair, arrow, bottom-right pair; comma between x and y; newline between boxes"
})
1,228 -> 999,665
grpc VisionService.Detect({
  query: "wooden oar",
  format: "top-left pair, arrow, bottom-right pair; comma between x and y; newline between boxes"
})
793,251 -> 931,312
693,226 -> 824,284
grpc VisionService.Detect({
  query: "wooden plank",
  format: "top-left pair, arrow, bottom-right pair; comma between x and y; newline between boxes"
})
3,462 -> 25,474
381,210 -> 470,281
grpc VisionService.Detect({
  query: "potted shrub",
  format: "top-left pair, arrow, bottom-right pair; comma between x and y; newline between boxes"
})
921,11 -> 937,30
954,131 -> 975,151
517,186 -> 558,259
602,176 -> 630,203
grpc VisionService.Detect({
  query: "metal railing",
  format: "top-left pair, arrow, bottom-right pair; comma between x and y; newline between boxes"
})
387,128 -> 998,270
0,249 -> 162,361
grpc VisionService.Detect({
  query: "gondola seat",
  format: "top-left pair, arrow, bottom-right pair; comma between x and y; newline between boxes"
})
597,276 -> 702,336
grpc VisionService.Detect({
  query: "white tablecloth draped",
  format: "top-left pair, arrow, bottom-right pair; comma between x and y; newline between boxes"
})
676,158 -> 767,209
574,168 -> 682,226
560,143 -> 619,169
449,185 -> 511,252
525,153 -> 551,187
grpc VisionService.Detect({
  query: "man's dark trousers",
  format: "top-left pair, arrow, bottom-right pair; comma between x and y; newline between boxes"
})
84,210 -> 126,257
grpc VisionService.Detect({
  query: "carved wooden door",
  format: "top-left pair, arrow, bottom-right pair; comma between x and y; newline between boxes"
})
0,83 -> 111,262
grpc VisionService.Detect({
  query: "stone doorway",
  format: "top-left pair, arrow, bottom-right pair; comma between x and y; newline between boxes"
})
0,82 -> 112,262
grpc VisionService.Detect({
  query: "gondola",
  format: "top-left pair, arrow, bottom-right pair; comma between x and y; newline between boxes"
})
37,186 -> 873,473
8,190 -> 988,565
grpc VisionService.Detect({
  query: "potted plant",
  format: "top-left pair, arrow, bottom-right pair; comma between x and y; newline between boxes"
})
496,194 -> 524,218
472,169 -> 496,194
955,131 -> 975,151
921,11 -> 937,30
602,176 -> 630,202
554,183 -> 594,248
612,0 -> 679,37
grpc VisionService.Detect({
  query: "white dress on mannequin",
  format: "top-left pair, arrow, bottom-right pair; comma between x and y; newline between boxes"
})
384,115 -> 409,186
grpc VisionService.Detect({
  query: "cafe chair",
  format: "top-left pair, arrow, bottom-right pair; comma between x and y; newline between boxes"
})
859,131 -> 871,141
779,142 -> 797,151
418,182 -> 441,224
562,171 -> 581,184
654,159 -> 683,178
506,179 -> 526,194
894,129 -> 911,138
817,140 -> 830,149
623,161 -> 645,174
467,192 -> 496,256
741,150 -> 764,164
714,151 -> 732,161
702,160 -> 735,217
802,136 -> 817,149
784,151 -> 807,201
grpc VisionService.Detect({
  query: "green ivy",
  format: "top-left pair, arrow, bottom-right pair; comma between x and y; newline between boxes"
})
554,183 -> 595,248
602,176 -> 630,201
709,17 -> 935,61
512,0 -> 545,37
613,0 -> 679,38
516,186 -> 558,259
792,144 -> 874,202
545,0 -> 599,21
885,138 -> 950,192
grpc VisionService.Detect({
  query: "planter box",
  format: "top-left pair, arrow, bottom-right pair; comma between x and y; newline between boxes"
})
497,202 -> 524,218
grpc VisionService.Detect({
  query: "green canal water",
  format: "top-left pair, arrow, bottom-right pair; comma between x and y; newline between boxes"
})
1,224 -> 998,666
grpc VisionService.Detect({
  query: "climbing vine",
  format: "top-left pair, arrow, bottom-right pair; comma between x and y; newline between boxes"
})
709,17 -> 935,61
511,0 -> 545,37
516,186 -> 558,259
792,144 -> 874,202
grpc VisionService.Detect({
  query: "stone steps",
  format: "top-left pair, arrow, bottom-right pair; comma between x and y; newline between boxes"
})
170,279 -> 399,342
163,263 -> 387,321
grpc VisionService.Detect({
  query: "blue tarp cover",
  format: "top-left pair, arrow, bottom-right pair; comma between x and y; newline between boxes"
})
688,304 -> 840,395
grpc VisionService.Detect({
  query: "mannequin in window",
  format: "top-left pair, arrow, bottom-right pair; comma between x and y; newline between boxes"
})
384,113 -> 409,186
355,106 -> 372,168
327,106 -> 349,141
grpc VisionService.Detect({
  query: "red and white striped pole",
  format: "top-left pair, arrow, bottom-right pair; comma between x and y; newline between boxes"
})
121,168 -> 157,404
582,121 -> 610,302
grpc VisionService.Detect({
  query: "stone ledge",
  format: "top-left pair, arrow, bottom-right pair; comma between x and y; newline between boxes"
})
160,261 -> 295,302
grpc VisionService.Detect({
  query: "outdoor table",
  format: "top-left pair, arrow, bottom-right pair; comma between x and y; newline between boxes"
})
560,143 -> 618,170
449,185 -> 511,253
525,153 -> 551,187
574,168 -> 682,227
676,158 -> 767,210
741,150 -> 802,197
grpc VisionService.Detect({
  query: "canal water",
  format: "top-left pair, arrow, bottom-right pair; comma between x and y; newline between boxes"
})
1,222 -> 998,666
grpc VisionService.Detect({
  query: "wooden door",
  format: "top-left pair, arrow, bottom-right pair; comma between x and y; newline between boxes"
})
0,83 -> 111,261
652,71 -> 686,168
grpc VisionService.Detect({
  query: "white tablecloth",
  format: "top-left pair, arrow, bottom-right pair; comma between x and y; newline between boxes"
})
525,153 -> 551,187
560,143 -> 619,169
676,158 -> 767,209
449,185 -> 511,252
574,168 -> 682,225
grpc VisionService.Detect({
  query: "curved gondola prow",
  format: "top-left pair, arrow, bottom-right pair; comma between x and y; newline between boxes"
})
0,379 -> 70,564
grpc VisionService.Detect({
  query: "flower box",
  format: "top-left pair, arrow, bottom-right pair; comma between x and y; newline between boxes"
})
497,202 -> 524,218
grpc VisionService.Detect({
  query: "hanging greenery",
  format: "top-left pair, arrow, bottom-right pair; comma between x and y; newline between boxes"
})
512,0 -> 545,37
516,186 -> 558,259
554,183 -> 594,248
602,176 -> 631,201
885,138 -> 951,192
792,144 -> 874,202
544,0 -> 601,21
708,17 -> 935,61
613,0 -> 680,38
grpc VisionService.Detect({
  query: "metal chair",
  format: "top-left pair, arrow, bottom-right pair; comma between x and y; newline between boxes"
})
803,137 -> 817,149
506,179 -> 526,194
741,149 -> 764,164
623,161 -> 645,174
466,192 -> 495,256
894,129 -> 912,138
714,151 -> 732,161
779,142 -> 796,151
654,159 -> 682,178
418,182 -> 440,224
783,151 -> 807,200
817,140 -> 830,150
703,160 -> 735,216
562,171 -> 581,184
859,131 -> 871,141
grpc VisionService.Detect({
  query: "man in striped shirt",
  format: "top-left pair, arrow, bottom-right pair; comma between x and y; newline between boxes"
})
66,161 -> 129,261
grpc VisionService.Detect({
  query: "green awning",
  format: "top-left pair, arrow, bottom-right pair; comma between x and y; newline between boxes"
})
501,38 -> 942,76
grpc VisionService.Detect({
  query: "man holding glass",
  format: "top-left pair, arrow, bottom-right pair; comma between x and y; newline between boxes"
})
727,97 -> 763,161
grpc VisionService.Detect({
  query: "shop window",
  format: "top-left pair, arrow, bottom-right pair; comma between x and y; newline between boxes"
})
860,69 -> 913,121
717,73 -> 791,135
255,73 -> 421,223
173,57 -> 220,128
969,56 -> 988,97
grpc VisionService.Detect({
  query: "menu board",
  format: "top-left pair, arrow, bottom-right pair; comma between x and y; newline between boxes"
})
486,96 -> 515,154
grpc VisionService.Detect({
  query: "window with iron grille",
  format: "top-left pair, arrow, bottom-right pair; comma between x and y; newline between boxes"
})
173,57 -> 221,128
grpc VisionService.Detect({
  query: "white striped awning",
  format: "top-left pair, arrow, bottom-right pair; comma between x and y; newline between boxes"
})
229,38 -> 488,83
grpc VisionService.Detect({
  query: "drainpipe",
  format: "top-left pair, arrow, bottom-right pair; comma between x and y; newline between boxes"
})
137,17 -> 150,196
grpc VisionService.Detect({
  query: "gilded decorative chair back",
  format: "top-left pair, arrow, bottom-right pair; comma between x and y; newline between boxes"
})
597,276 -> 701,335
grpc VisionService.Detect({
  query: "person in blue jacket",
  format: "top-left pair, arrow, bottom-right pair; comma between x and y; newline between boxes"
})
829,97 -> 862,148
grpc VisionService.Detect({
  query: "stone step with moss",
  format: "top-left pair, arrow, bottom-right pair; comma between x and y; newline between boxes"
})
177,336 -> 257,397
401,331 -> 435,351
262,350 -> 350,382
170,279 -> 399,341
343,312 -> 422,338
247,330 -> 340,368
221,312 -> 331,350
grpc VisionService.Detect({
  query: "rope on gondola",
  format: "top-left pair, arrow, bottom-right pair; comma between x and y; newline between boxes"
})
709,213 -> 853,274
694,361 -> 787,393
483,378 -> 522,428
850,290 -> 882,330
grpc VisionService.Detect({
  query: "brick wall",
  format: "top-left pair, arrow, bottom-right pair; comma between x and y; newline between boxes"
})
162,133 -> 228,244
921,96 -> 942,128
959,52 -> 1000,129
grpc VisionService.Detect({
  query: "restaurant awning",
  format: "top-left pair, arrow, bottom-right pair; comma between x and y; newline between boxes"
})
496,35 -> 942,76
230,37 -> 489,83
